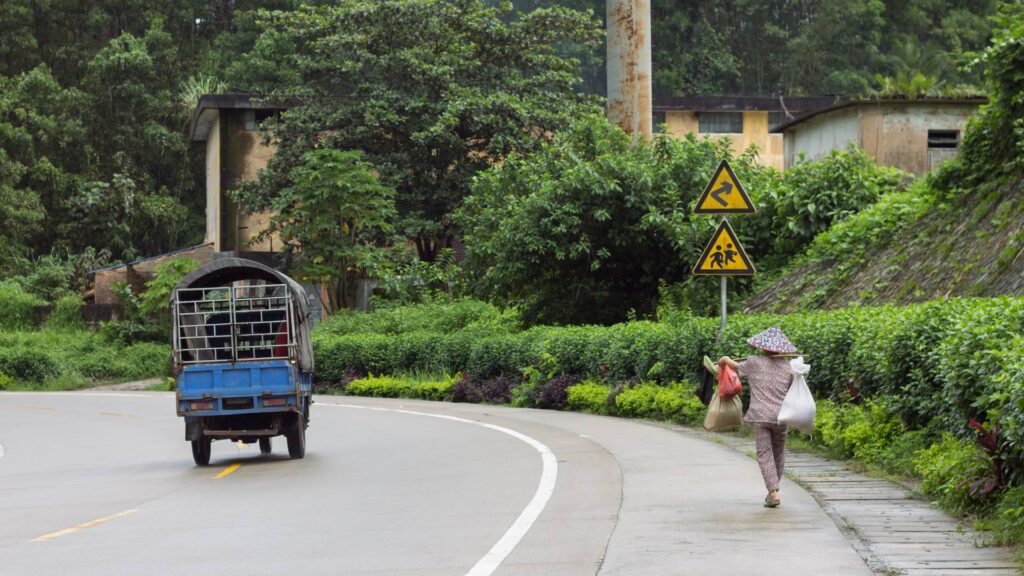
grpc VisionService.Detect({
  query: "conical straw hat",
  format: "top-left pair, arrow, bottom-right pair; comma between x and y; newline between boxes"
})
747,326 -> 797,354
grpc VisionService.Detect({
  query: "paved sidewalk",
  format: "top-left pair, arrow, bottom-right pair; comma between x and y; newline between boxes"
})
705,429 -> 1021,576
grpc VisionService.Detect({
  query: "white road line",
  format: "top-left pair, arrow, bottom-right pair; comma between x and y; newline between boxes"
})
319,402 -> 558,576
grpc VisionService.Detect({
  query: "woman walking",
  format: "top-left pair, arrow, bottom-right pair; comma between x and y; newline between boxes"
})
718,327 -> 798,508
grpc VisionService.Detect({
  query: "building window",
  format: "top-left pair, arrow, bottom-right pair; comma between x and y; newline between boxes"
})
928,130 -> 959,149
699,112 -> 743,134
768,111 -> 791,131
243,109 -> 279,131
652,111 -> 666,133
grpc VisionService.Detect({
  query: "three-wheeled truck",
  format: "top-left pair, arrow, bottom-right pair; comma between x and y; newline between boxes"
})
171,258 -> 314,466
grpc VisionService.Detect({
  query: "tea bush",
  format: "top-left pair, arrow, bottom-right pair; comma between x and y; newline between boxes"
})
615,383 -> 705,424
345,374 -> 456,401
565,382 -> 613,415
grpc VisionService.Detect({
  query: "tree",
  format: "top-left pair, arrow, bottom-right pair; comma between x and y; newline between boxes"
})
458,114 -> 776,324
257,149 -> 396,313
232,0 -> 603,261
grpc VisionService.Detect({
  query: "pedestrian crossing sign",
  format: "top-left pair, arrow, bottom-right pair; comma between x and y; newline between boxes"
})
694,160 -> 755,214
693,220 -> 756,276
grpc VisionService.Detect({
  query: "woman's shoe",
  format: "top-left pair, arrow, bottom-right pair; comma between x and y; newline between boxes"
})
764,494 -> 781,508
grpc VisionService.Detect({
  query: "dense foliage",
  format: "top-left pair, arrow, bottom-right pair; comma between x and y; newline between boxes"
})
257,149 -> 396,312
506,0 -> 998,96
755,148 -> 907,264
461,114 -> 904,323
460,115 -> 774,323
0,3 -> 219,268
232,0 -> 603,262
0,0 -> 995,290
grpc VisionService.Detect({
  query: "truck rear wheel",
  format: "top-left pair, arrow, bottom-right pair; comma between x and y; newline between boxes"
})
259,437 -> 272,454
191,437 -> 211,466
286,415 -> 305,459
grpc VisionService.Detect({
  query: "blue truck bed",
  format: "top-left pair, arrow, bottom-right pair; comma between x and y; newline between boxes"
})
176,360 -> 312,417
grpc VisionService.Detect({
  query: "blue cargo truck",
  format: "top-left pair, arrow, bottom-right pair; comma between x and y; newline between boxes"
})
171,258 -> 314,466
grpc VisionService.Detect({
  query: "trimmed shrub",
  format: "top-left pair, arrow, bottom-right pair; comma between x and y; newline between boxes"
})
345,374 -> 455,401
565,382 -> 613,415
615,382 -> 705,424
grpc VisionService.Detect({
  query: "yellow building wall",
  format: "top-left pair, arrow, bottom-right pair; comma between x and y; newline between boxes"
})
663,110 -> 785,170
204,113 -> 222,250
219,111 -> 280,252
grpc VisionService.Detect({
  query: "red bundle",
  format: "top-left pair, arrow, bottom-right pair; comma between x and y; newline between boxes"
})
718,364 -> 742,398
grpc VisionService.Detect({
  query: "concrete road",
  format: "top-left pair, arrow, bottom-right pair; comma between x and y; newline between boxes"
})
0,392 -> 872,576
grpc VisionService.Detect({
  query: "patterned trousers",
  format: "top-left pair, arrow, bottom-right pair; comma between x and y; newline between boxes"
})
753,422 -> 788,492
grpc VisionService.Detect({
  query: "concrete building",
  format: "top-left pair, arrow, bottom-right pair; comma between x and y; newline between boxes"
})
87,95 -> 312,314
188,93 -> 293,255
772,97 -> 987,175
653,96 -> 843,170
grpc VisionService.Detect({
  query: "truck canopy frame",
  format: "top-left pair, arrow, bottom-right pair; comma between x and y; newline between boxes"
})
172,258 -> 315,372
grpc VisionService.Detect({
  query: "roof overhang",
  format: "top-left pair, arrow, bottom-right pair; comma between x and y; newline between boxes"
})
653,95 -> 846,114
770,96 -> 989,133
188,93 -> 296,142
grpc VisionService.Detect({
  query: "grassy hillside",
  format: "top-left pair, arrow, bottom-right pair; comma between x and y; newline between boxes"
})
743,175 -> 1024,312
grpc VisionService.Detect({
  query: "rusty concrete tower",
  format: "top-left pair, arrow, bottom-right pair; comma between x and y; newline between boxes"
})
606,0 -> 652,139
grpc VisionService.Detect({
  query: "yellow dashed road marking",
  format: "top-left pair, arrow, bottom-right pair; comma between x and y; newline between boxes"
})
31,509 -> 139,542
213,463 -> 241,479
99,412 -> 135,418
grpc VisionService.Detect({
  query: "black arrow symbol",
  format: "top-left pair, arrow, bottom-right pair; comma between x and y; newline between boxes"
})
710,181 -> 733,206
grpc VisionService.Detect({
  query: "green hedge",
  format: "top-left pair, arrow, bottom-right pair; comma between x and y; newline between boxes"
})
345,375 -> 456,401
314,297 -> 1024,469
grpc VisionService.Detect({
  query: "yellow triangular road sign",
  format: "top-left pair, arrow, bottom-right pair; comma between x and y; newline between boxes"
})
693,220 -> 756,276
694,160 -> 755,214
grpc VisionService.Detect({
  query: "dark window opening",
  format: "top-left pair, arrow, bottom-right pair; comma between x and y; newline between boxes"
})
699,112 -> 743,134
768,111 -> 791,131
928,130 -> 959,149
243,109 -> 280,131
653,111 -> 666,133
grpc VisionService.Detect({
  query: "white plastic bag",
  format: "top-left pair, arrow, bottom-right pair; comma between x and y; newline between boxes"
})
778,356 -> 815,434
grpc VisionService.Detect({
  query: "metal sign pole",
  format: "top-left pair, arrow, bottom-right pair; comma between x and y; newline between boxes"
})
720,215 -> 728,330
720,276 -> 727,330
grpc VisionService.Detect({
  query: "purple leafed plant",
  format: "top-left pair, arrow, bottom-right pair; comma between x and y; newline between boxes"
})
479,376 -> 517,404
450,372 -> 483,404
960,419 -> 1007,498
536,374 -> 584,410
